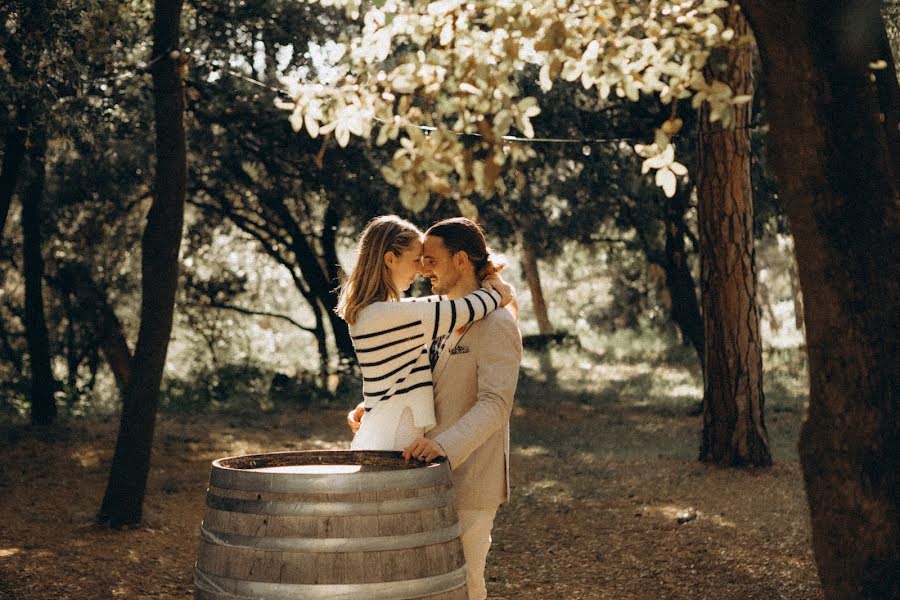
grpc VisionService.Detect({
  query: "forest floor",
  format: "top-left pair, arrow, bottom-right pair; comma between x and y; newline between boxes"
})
0,347 -> 820,600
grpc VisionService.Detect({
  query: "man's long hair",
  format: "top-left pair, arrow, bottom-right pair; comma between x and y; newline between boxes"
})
425,217 -> 505,282
336,215 -> 422,325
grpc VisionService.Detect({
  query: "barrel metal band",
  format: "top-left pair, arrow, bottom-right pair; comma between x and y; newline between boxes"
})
195,565 -> 467,600
209,462 -> 449,494
200,522 -> 461,553
206,488 -> 455,516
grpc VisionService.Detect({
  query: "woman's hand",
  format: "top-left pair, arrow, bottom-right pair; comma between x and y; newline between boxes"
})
403,437 -> 447,463
347,402 -> 365,434
482,274 -> 515,307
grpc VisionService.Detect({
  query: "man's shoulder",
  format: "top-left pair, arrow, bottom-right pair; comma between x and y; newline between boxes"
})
474,307 -> 520,334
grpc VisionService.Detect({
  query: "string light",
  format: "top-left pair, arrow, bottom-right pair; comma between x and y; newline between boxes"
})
125,48 -> 762,146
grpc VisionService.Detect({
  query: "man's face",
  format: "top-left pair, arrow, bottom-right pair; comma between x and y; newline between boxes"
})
421,235 -> 461,295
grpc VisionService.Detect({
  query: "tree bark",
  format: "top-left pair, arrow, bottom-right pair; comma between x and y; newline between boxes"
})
21,124 -> 56,426
98,0 -> 186,528
739,1 -> 899,596
697,3 -> 771,466
517,232 -> 554,336
0,123 -> 27,241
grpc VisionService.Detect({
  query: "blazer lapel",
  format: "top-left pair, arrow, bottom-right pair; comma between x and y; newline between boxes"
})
433,324 -> 474,382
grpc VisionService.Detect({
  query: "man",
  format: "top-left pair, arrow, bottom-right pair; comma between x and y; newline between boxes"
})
402,217 -> 522,600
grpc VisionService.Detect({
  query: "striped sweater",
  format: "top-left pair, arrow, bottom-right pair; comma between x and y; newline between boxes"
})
349,288 -> 503,430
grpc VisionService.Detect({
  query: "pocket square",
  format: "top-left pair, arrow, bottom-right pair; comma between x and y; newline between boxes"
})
449,345 -> 469,355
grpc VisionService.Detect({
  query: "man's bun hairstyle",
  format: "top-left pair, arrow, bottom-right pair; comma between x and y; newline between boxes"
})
425,217 -> 505,282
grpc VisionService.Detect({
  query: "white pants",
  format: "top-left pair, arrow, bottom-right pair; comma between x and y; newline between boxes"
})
457,508 -> 498,600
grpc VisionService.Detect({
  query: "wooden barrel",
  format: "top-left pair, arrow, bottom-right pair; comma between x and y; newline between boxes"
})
194,450 -> 467,600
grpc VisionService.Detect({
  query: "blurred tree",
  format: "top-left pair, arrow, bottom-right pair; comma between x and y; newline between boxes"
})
0,0 -> 87,425
98,0 -> 187,528
55,262 -> 133,395
697,4 -> 771,466
740,0 -> 899,594
21,116 -> 54,425
183,0 -> 411,377
474,81 -> 707,357
0,124 -> 25,241
1,0 -> 152,413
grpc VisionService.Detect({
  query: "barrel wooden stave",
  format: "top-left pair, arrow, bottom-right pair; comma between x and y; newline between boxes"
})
201,505 -> 458,538
195,451 -> 468,600
197,538 -> 464,584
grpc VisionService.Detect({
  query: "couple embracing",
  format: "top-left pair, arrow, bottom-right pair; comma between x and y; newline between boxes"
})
337,216 -> 523,600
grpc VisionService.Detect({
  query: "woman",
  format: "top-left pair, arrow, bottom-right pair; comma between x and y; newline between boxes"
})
336,215 -> 513,451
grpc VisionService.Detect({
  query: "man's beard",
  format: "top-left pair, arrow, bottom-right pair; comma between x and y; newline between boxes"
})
430,273 -> 456,295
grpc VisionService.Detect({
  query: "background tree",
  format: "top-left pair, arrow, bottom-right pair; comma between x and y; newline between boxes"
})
738,0 -> 899,595
697,4 -> 771,466
98,0 -> 187,527
0,0 -> 102,425
1,0 -> 152,416
183,0 -> 417,379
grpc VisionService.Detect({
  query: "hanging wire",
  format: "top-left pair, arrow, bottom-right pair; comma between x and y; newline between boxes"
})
115,48 -> 761,145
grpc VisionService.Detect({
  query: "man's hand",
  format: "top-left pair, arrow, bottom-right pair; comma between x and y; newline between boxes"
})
403,437 -> 447,463
347,402 -> 365,434
481,274 -> 516,307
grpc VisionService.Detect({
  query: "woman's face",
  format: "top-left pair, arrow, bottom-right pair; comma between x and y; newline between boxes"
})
386,238 -> 423,293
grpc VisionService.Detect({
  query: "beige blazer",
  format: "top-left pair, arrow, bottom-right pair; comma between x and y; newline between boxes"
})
429,307 -> 522,509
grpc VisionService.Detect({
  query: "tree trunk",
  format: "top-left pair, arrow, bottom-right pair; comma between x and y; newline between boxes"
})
264,194 -> 355,365
295,239 -> 354,366
740,1 -> 899,596
22,124 -> 55,426
517,232 -> 554,335
786,246 -> 805,332
56,262 -> 133,394
663,187 -> 704,362
696,3 -> 771,466
98,0 -> 186,528
62,291 -> 79,404
318,199 -> 355,369
0,123 -> 27,241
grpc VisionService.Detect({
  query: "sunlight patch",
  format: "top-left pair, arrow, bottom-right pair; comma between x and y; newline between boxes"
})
70,448 -> 102,468
0,548 -> 20,558
514,446 -> 551,457
251,465 -> 362,474
664,383 -> 702,398
643,504 -> 737,528
522,479 -> 575,504
634,421 -> 667,433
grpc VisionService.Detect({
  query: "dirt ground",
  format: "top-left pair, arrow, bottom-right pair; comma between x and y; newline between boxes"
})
0,377 -> 820,600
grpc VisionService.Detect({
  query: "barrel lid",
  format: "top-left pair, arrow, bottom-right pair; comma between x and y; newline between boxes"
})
209,450 -> 450,493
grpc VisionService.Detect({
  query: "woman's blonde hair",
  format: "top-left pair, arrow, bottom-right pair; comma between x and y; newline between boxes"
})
336,215 -> 423,325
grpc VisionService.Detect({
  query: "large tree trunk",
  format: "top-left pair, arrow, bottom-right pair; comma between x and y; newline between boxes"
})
22,124 -> 55,426
662,187 -> 704,362
0,123 -> 27,241
696,4 -> 771,466
517,232 -> 554,336
740,1 -> 899,596
98,0 -> 186,528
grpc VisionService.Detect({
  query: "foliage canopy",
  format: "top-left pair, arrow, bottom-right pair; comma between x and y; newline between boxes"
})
281,0 -> 753,207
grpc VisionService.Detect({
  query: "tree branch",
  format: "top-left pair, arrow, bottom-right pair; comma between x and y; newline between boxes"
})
188,301 -> 317,334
